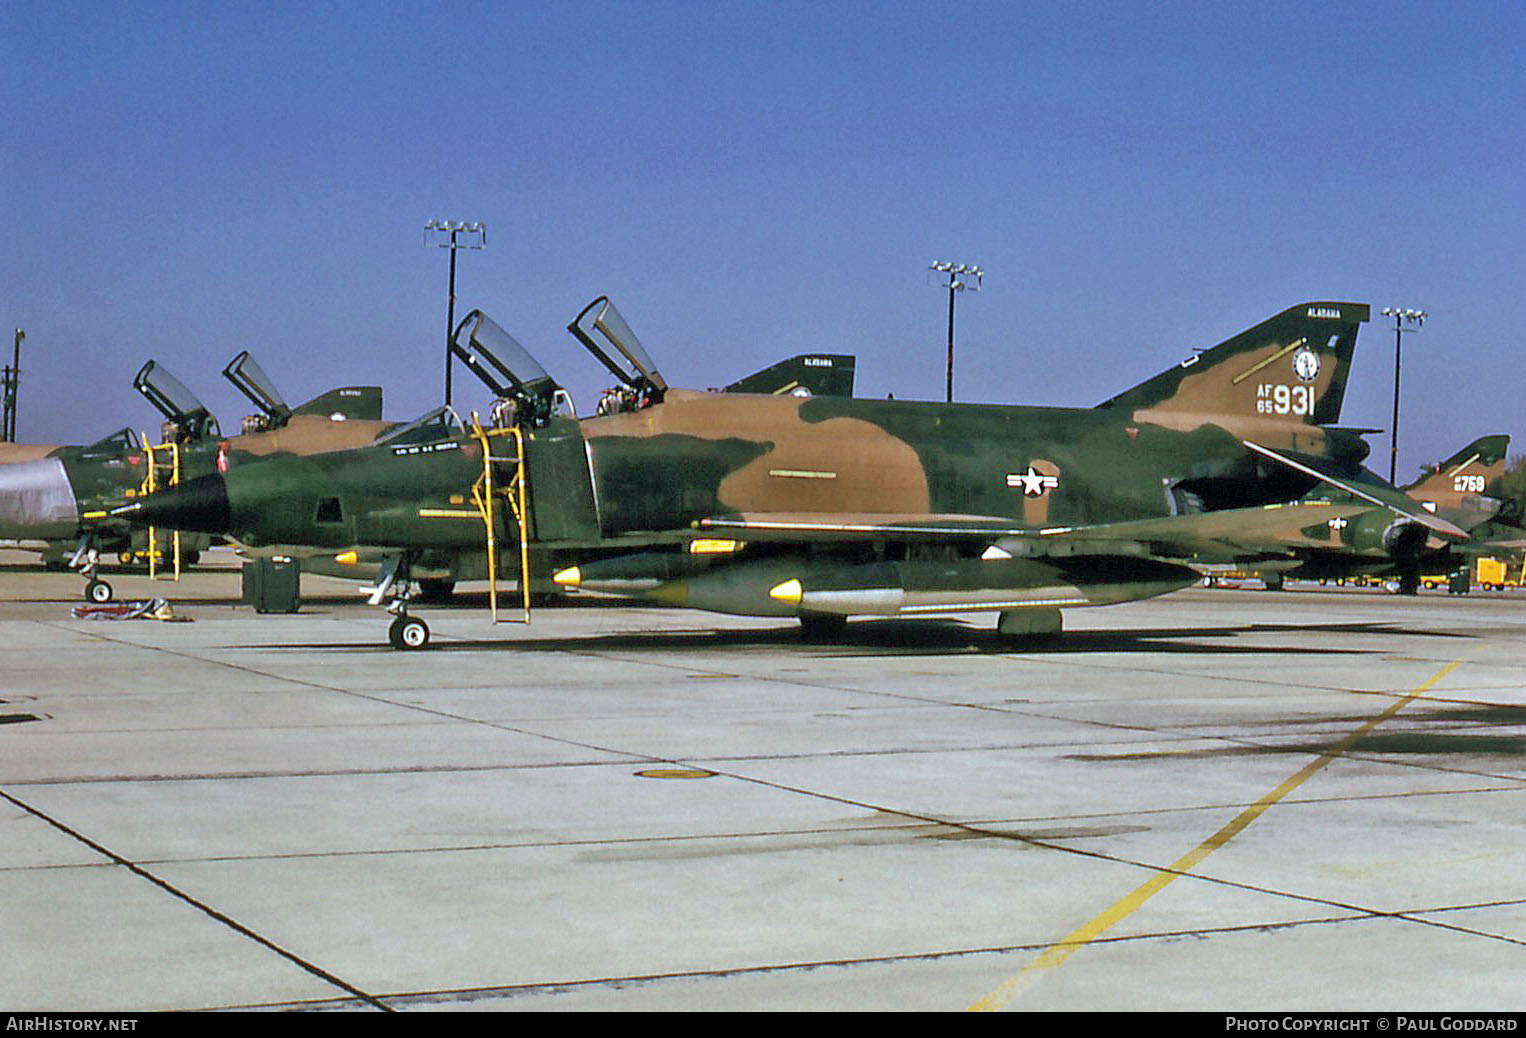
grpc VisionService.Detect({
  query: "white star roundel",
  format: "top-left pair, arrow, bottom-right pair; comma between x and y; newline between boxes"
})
1006,466 -> 1059,497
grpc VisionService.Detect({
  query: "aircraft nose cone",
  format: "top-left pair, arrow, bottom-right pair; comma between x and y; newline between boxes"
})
112,473 -> 231,534
0,458 -> 80,538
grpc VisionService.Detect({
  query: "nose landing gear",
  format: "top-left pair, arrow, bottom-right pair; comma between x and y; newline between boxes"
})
370,553 -> 434,651
387,609 -> 430,650
69,538 -> 113,603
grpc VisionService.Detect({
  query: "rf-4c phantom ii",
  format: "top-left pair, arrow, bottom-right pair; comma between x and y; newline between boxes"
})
116,299 -> 1469,649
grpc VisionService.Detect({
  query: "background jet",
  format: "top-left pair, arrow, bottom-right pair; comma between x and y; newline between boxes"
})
0,354 -> 393,602
721,354 -> 855,398
117,301 -> 1401,649
1187,433 -> 1520,593
1403,434 -> 1514,528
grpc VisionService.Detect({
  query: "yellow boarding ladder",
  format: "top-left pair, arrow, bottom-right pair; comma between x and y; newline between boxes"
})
469,414 -> 531,624
138,438 -> 183,581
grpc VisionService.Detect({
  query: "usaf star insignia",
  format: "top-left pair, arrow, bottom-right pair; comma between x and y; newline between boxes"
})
1006,466 -> 1059,497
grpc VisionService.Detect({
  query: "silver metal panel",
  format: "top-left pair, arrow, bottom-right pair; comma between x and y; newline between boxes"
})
0,458 -> 80,539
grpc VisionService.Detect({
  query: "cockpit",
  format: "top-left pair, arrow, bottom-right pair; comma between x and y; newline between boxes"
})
78,427 -> 143,458
440,298 -> 669,429
374,406 -> 466,448
223,351 -> 293,434
568,296 -> 668,415
450,310 -> 575,430
133,361 -> 221,444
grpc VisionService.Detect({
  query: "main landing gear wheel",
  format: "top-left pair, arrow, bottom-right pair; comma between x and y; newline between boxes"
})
388,615 -> 431,650
85,579 -> 113,604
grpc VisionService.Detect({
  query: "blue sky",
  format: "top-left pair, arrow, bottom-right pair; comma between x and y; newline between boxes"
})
3,1 -> 1521,480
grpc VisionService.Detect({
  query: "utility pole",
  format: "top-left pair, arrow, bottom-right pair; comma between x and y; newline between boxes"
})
928,261 -> 983,402
424,221 -> 486,407
1380,307 -> 1426,485
2,328 -> 22,442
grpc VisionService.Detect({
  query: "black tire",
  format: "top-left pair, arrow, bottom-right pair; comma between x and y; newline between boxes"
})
389,615 -> 430,650
85,579 -> 113,604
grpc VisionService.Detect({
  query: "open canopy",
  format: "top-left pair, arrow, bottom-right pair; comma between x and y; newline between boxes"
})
568,296 -> 667,398
133,361 -> 220,440
223,351 -> 291,425
451,311 -> 559,401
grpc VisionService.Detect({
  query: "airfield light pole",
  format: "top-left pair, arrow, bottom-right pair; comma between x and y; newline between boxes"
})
929,261 -> 983,402
424,220 -> 486,408
1380,306 -> 1426,485
3,328 -> 22,442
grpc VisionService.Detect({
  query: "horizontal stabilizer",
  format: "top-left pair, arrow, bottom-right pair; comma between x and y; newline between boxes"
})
1242,440 -> 1468,538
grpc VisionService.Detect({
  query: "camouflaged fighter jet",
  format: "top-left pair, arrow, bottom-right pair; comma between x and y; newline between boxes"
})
0,352 -> 391,602
289,336 -> 860,600
111,298 -> 1442,649
1222,433 -> 1521,593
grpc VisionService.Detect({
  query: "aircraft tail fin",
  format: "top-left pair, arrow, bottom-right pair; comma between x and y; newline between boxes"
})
1404,434 -> 1512,528
293,387 -> 384,421
723,354 -> 856,398
1405,434 -> 1511,494
1097,302 -> 1369,425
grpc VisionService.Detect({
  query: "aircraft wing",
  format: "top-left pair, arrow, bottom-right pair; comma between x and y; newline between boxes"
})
695,513 -> 1026,541
695,501 -> 1375,558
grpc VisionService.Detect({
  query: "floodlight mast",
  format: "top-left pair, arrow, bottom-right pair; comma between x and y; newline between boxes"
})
425,220 -> 486,407
1380,306 -> 1426,485
929,261 -> 983,403
2,329 -> 22,442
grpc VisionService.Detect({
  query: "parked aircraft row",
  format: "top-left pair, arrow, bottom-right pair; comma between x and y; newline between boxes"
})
2,296 -> 1520,648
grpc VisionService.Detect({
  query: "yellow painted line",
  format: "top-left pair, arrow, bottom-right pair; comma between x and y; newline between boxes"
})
968,657 -> 1465,1012
1231,338 -> 1306,385
768,469 -> 837,479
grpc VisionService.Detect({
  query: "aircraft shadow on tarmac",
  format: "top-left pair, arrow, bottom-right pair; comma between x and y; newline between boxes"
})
1070,702 -> 1526,764
246,617 -> 1476,657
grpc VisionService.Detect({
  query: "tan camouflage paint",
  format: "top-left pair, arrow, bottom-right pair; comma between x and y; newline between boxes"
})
587,391 -> 933,514
227,415 -> 397,458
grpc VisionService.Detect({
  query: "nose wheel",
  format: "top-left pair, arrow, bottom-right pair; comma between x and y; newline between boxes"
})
70,539 -> 113,603
388,613 -> 430,650
372,553 -> 433,650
